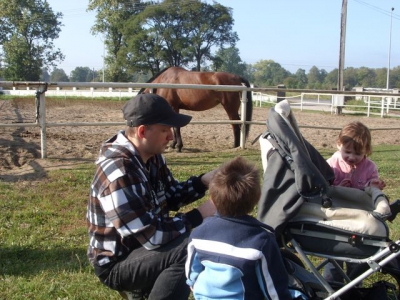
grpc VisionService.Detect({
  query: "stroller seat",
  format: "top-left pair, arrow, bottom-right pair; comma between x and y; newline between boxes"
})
287,184 -> 391,258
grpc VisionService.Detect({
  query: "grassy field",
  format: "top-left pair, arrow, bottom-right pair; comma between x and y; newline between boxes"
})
0,145 -> 399,299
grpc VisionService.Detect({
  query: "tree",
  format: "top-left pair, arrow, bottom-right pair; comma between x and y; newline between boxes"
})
183,1 -> 238,71
40,68 -> 50,81
390,66 -> 400,89
252,59 -> 289,87
283,75 -> 299,89
212,47 -> 246,77
70,67 -> 95,82
343,67 -> 358,90
356,67 -> 376,88
324,69 -> 338,89
307,66 -> 326,89
88,0 -> 149,82
243,63 -> 255,83
122,0 -> 238,75
375,68 -> 388,89
0,0 -> 64,81
294,69 -> 308,89
50,68 -> 69,82
126,1 -> 186,75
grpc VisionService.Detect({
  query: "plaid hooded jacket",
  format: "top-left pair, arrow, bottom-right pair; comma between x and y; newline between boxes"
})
87,131 -> 206,266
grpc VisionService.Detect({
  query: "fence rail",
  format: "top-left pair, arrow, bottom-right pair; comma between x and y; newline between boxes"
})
1,81 -> 400,158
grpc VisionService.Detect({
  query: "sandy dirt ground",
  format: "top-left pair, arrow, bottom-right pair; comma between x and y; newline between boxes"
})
1,98 -> 400,182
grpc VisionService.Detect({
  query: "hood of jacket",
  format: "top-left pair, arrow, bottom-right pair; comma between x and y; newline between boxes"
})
95,130 -> 139,165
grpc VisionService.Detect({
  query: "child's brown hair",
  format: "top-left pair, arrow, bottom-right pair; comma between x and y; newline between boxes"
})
209,156 -> 260,217
337,121 -> 372,156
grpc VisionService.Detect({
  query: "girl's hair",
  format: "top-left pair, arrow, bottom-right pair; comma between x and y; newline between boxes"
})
338,121 -> 372,156
209,156 -> 260,217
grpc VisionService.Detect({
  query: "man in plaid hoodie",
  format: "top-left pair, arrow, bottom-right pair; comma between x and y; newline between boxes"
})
87,93 -> 216,300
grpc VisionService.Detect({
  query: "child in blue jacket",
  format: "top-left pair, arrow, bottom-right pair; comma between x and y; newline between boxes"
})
185,156 -> 294,300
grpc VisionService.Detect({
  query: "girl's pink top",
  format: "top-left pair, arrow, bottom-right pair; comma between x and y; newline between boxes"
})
327,151 -> 379,189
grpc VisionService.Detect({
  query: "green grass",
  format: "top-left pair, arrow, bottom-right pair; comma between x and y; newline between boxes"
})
0,146 -> 399,299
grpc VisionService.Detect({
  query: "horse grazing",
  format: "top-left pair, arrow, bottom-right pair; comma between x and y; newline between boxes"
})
139,66 -> 253,152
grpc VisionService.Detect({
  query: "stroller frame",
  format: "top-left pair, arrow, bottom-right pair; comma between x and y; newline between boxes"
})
284,227 -> 400,299
258,100 -> 400,299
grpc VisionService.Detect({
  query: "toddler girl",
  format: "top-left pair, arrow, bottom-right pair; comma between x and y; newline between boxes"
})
327,121 -> 385,190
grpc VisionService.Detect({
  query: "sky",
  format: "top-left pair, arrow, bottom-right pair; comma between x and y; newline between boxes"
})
46,0 -> 400,76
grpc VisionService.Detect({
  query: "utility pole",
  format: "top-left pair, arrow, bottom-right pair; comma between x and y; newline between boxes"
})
337,0 -> 347,114
386,7 -> 394,90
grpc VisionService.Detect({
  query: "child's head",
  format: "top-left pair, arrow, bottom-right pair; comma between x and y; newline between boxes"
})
337,121 -> 372,166
209,156 -> 260,217
337,121 -> 372,156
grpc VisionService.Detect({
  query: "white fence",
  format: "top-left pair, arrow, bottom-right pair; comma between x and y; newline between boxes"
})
253,91 -> 400,118
1,81 -> 400,158
2,86 -> 140,100
5,87 -> 399,118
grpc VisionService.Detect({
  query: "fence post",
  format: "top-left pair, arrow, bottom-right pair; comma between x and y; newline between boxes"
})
367,96 -> 370,117
240,89 -> 247,149
39,92 -> 47,158
277,84 -> 285,102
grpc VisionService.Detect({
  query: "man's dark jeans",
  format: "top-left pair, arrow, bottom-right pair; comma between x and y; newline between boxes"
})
95,233 -> 190,300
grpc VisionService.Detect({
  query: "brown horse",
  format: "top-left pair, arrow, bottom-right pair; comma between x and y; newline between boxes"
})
139,66 -> 253,152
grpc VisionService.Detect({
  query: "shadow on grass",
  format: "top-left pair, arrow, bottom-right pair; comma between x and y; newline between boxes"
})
0,158 -> 94,183
0,245 -> 90,276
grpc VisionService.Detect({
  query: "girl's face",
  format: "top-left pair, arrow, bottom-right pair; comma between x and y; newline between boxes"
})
337,143 -> 365,167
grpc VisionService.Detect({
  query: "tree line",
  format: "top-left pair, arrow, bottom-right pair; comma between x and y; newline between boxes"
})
42,60 -> 400,91
1,0 -> 400,91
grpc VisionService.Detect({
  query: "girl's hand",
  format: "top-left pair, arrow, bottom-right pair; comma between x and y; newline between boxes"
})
370,178 -> 386,190
339,178 -> 352,187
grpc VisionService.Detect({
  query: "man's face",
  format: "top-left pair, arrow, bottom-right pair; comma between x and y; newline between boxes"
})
337,143 -> 365,167
142,124 -> 174,155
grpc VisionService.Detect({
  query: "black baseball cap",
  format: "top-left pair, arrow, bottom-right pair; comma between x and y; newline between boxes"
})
122,93 -> 192,127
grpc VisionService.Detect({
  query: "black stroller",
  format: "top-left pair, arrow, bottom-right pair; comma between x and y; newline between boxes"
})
258,100 -> 400,300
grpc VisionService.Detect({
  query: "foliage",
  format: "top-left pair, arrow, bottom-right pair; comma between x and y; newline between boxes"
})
212,47 -> 247,77
252,59 -> 289,87
40,68 -> 50,81
182,0 -> 238,71
50,68 -> 69,82
88,0 -> 148,82
0,0 -> 64,81
88,0 -> 237,77
307,66 -> 327,89
70,67 -> 98,83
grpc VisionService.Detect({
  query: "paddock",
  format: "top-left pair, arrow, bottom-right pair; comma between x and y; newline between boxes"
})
0,82 -> 399,170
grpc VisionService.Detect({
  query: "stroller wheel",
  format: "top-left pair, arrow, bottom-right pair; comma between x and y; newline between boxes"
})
349,264 -> 400,300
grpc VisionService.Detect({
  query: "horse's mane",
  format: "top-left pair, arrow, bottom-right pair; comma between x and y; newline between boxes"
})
138,67 -> 172,94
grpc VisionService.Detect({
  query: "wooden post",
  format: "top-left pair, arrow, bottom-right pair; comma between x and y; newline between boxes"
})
337,0 -> 348,115
277,84 -> 285,103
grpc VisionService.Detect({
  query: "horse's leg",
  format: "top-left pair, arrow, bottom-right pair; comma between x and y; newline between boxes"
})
174,127 -> 183,152
232,124 -> 240,148
222,95 -> 241,148
170,128 -> 178,149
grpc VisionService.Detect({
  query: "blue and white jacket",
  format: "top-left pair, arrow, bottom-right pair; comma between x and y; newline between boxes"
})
185,215 -> 292,300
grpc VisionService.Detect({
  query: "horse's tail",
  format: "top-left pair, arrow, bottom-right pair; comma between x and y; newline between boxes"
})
138,67 -> 172,94
240,77 -> 253,139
